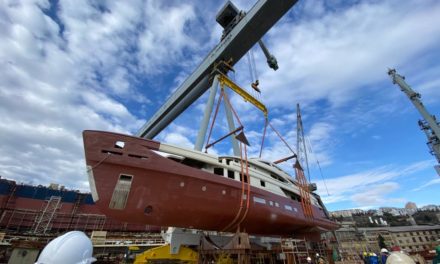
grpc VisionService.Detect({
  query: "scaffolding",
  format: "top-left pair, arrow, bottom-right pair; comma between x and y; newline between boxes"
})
280,238 -> 312,264
0,182 -> 17,225
32,196 -> 61,234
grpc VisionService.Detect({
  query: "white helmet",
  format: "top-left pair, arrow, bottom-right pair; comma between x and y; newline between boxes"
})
35,231 -> 96,264
307,257 -> 312,261
386,252 -> 415,264
380,248 -> 389,253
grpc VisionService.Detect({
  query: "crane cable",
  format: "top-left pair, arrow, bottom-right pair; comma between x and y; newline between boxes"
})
259,118 -> 268,158
250,49 -> 258,82
305,137 -> 330,196
246,50 -> 261,95
259,121 -> 297,159
268,122 -> 296,155
204,89 -> 224,152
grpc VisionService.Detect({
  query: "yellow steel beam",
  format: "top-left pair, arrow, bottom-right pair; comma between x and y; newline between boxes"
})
217,74 -> 268,117
134,244 -> 197,263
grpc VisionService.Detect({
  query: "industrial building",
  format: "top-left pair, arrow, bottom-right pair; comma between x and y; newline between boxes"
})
335,221 -> 440,261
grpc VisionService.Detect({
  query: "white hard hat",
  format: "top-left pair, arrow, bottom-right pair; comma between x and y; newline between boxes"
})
35,231 -> 96,264
381,248 -> 389,253
316,253 -> 320,256
307,257 -> 312,261
386,252 -> 416,264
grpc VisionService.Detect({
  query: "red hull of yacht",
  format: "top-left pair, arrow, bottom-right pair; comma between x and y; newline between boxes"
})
83,130 -> 338,237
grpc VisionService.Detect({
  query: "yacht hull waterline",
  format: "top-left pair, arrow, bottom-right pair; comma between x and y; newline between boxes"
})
83,130 -> 338,238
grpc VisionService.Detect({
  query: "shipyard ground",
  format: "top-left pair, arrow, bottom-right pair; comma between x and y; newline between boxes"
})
0,225 -> 440,264
0,230 -> 336,264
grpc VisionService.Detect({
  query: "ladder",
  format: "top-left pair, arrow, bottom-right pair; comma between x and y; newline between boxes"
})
33,196 -> 61,234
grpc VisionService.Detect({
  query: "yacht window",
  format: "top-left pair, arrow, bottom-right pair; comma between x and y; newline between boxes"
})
270,173 -> 287,183
227,170 -> 235,179
288,178 -> 296,185
253,197 -> 266,204
260,180 -> 266,187
281,188 -> 302,202
168,157 -> 182,162
214,167 -> 224,176
181,158 -> 205,169
275,202 -> 280,207
226,159 -> 231,165
285,205 -> 293,211
239,173 -> 248,183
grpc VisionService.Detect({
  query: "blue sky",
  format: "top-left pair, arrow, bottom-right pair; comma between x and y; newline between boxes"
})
0,0 -> 439,211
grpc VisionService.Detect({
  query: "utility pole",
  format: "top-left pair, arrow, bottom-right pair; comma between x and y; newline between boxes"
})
388,69 -> 440,176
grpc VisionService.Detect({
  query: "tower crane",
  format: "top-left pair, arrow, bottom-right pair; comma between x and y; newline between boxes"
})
136,0 -> 298,146
388,69 -> 440,176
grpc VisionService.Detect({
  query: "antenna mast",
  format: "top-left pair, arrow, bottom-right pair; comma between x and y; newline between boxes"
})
388,69 -> 440,176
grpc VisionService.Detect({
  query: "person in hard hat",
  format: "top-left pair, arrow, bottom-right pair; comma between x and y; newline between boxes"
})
380,248 -> 389,264
370,252 -> 379,264
386,252 -> 415,264
433,245 -> 440,264
307,256 -> 313,264
315,253 -> 326,264
35,231 -> 96,264
363,252 -> 369,264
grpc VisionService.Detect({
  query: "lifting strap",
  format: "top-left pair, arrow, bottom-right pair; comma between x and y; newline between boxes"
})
295,161 -> 314,219
222,141 -> 251,233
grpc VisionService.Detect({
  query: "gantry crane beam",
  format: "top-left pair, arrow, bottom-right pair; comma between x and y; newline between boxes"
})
137,0 -> 298,139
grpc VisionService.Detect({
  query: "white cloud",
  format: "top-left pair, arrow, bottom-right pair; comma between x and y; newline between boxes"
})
0,0 -> 203,189
412,178 -> 440,191
351,182 -> 404,207
317,160 -> 433,206
260,0 -> 440,108
162,133 -> 194,149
